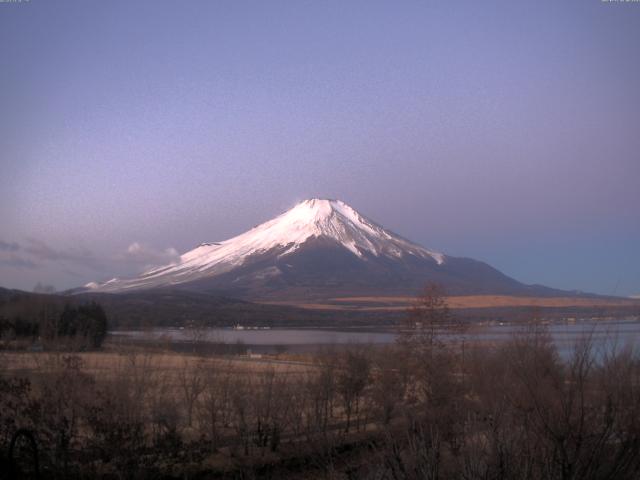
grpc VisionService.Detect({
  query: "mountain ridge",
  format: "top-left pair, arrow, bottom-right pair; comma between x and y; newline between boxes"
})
81,199 -> 577,299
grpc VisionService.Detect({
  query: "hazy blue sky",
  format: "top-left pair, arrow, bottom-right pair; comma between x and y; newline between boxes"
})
1,0 -> 639,295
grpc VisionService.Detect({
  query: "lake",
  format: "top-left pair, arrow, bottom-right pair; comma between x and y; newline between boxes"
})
111,317 -> 640,356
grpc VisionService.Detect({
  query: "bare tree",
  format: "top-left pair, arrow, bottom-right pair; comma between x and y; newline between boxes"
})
197,360 -> 234,450
306,350 -> 338,434
399,282 -> 466,353
337,347 -> 371,433
371,346 -> 409,425
185,319 -> 209,354
236,377 -> 255,456
251,367 -> 291,455
177,358 -> 205,427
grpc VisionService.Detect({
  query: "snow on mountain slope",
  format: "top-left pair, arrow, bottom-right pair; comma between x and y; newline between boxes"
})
85,199 -> 445,293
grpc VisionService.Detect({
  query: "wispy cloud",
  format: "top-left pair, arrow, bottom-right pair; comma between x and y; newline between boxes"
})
116,242 -> 180,270
33,282 -> 56,294
0,255 -> 37,269
0,238 -> 103,271
22,238 -> 103,270
0,239 -> 35,268
0,238 -> 180,286
0,240 -> 20,252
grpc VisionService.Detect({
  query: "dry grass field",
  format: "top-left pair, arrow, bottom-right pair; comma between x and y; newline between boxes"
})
261,294 -> 640,312
3,324 -> 640,478
0,347 -> 313,385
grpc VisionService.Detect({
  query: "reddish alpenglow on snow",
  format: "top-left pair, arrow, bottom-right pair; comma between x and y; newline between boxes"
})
81,199 -> 568,299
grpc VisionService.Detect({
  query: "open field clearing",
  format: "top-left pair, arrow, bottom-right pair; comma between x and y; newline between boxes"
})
4,326 -> 640,479
0,348 -> 316,379
1,283 -> 640,477
261,294 -> 640,311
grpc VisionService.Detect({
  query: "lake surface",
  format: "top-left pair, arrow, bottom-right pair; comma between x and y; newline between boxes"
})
111,317 -> 640,356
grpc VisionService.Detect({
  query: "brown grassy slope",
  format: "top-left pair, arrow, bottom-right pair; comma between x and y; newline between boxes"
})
261,295 -> 640,312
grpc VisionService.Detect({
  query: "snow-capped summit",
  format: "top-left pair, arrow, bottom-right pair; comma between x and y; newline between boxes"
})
85,199 -> 444,293
83,198 -> 533,298
180,197 -> 444,263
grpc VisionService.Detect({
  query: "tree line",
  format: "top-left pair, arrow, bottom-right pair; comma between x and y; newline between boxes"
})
0,296 -> 108,349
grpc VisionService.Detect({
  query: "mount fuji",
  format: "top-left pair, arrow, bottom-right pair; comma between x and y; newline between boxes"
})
82,199 -> 562,299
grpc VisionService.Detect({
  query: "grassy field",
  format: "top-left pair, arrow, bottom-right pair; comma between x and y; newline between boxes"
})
3,326 -> 640,479
0,348 -> 315,378
261,294 -> 640,311
0,342 -> 390,478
